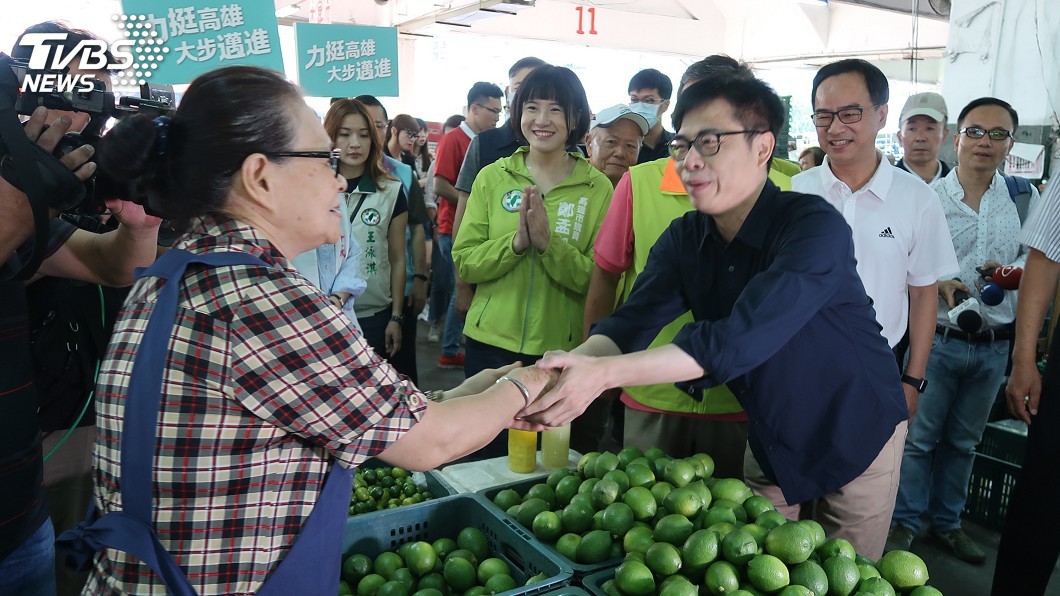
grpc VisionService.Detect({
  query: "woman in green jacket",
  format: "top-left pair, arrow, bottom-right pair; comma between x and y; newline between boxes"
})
453,66 -> 613,456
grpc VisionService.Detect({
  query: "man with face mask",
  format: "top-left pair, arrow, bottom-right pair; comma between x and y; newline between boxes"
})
628,69 -> 676,164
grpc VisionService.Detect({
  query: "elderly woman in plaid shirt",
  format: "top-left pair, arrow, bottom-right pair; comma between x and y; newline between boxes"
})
58,66 -> 554,596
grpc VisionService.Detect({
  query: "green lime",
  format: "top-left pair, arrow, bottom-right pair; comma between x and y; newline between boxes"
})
602,469 -> 631,494
577,452 -> 600,477
654,514 -> 695,546
526,483 -> 557,507
747,554 -> 790,593
457,527 -> 489,563
650,481 -> 674,506
742,495 -> 775,521
764,521 -> 815,565
704,522 -> 738,540
591,479 -> 621,510
404,541 -> 438,577
908,586 -> 944,596
623,486 -> 658,522
777,586 -> 814,596
704,561 -> 741,595
492,489 -> 521,511
680,528 -> 720,574
646,541 -> 683,576
430,538 -> 456,561
374,552 -> 405,580
859,563 -> 882,582
376,580 -> 408,596
441,557 -> 476,592
720,528 -> 758,566
343,553 -> 373,585
822,555 -> 860,596
484,574 -> 516,594
710,478 -> 753,505
663,486 -> 704,518
663,459 -> 696,488
476,557 -> 510,584
579,478 -> 600,496
625,463 -> 656,489
623,525 -> 655,555
876,550 -> 929,592
644,447 -> 667,461
700,505 -> 738,529
690,452 -> 716,479
799,520 -> 826,549
532,510 -> 564,543
601,502 -> 636,538
658,574 -> 698,596
817,537 -> 856,561
555,533 -> 581,561
755,510 -> 789,530
859,576 -> 897,596
444,548 -> 477,565
411,589 -> 442,596
577,529 -> 614,564
340,579 -> 354,595
554,475 -> 582,507
516,498 -> 551,529
357,574 -> 387,596
560,502 -> 594,534
547,467 -> 576,489
614,559 -> 655,596
617,446 -> 645,468
789,560 -> 828,595
415,573 -> 446,592
593,452 -> 622,479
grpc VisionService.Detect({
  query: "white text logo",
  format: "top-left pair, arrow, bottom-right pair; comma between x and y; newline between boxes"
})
18,33 -> 134,93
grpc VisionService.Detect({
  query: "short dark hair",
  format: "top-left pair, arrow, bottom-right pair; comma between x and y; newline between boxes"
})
509,57 -> 547,79
97,66 -> 303,223
354,94 -> 387,120
510,65 -> 591,146
957,97 -> 1019,130
443,114 -> 465,130
799,146 -> 826,167
811,59 -> 889,108
628,68 -> 673,100
672,75 -> 785,170
13,21 -> 115,74
679,55 -> 750,93
467,81 -> 503,108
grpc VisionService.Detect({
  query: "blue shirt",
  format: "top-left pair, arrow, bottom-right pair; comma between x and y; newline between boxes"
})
592,180 -> 908,504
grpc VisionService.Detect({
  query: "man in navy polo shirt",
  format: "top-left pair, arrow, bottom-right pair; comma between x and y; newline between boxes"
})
523,73 -> 908,560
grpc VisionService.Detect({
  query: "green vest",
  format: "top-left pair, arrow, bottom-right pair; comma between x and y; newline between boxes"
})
619,158 -> 798,414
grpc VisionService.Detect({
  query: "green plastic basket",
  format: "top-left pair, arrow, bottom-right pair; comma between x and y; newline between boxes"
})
579,568 -> 615,596
342,493 -> 573,595
479,478 -> 623,578
350,459 -> 459,519
962,453 -> 1021,531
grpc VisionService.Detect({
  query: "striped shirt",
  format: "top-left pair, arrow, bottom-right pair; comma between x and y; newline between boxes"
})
87,215 -> 426,595
1021,180 -> 1060,260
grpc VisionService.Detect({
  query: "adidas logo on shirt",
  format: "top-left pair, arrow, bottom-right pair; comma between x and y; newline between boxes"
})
879,227 -> 895,238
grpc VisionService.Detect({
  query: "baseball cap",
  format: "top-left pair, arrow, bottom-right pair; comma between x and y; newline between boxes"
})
590,104 -> 649,135
900,92 -> 948,124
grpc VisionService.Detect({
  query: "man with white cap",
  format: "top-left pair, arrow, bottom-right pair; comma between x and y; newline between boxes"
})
895,92 -> 952,184
584,105 -> 649,187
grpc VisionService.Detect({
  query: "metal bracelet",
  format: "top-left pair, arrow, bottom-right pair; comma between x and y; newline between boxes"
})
495,375 -> 532,408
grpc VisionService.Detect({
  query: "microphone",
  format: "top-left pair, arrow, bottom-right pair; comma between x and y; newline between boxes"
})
947,286 -> 982,334
979,265 -> 1023,290
980,282 -> 1005,306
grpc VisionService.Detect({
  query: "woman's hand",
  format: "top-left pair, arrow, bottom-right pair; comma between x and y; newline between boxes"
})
450,362 -> 522,398
523,186 -> 551,252
512,194 -> 531,254
385,320 -> 402,356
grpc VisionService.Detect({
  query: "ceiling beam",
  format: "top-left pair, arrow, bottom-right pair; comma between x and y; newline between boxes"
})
396,0 -> 505,33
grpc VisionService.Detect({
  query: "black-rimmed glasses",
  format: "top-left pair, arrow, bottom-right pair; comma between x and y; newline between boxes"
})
811,105 -> 879,127
474,103 -> 502,115
960,127 -> 1013,141
400,129 -> 422,141
668,130 -> 764,161
264,149 -> 342,176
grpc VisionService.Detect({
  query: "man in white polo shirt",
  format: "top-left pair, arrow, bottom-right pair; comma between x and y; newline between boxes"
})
792,59 -> 958,423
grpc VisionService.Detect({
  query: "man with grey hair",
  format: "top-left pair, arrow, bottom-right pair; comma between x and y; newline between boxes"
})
895,92 -> 952,184
584,105 -> 648,187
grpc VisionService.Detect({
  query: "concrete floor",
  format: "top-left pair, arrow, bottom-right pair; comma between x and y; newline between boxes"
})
410,320 -> 1060,596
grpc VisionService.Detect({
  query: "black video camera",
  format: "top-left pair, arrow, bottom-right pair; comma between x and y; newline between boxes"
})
0,52 -> 176,216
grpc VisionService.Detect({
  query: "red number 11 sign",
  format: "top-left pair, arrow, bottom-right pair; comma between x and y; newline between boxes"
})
575,6 -> 598,35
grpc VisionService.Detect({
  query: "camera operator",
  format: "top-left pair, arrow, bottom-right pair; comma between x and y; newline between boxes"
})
0,22 -> 161,596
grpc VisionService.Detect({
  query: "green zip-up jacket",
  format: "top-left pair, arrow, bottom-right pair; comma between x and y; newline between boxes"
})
453,147 -> 614,355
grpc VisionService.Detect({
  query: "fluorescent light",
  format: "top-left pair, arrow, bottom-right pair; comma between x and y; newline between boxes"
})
276,3 -> 300,18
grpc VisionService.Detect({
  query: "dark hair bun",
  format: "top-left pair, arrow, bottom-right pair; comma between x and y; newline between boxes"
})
97,114 -> 159,184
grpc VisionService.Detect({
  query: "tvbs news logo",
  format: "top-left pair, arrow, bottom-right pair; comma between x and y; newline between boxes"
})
18,33 -> 135,93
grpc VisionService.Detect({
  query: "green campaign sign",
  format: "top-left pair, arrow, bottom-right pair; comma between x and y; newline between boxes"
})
295,23 -> 398,97
120,0 -> 284,85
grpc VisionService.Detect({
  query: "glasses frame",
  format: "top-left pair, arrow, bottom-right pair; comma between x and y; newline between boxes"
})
399,129 -> 421,141
959,126 -> 1013,141
263,149 -> 342,176
811,104 -> 880,128
669,130 -> 765,161
474,103 -> 502,115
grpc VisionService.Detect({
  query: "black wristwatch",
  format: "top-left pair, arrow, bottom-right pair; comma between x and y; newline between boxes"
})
901,374 -> 928,393
390,314 -> 405,324
412,273 -> 429,282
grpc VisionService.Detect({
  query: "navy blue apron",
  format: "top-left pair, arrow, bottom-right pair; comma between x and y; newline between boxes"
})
57,249 -> 354,595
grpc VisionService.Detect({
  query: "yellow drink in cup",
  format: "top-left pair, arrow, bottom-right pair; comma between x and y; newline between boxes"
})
508,429 -> 538,473
541,425 -> 571,469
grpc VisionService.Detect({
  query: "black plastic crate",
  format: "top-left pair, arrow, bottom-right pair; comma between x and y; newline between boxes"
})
342,494 -> 573,595
479,478 -> 623,578
975,420 -> 1028,465
962,453 -> 1021,531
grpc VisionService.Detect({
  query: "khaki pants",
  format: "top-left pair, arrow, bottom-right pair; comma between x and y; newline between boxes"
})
624,409 -> 750,480
743,421 -> 907,560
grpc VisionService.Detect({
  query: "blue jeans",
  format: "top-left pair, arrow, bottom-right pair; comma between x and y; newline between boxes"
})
891,333 -> 1010,533
428,234 -> 453,324
0,517 -> 56,596
432,234 -> 464,357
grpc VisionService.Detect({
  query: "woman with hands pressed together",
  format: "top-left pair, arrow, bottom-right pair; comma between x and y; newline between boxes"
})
452,65 -> 614,458
66,66 -> 556,595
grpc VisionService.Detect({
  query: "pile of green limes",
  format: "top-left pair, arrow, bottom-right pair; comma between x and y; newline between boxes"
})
351,465 -> 435,516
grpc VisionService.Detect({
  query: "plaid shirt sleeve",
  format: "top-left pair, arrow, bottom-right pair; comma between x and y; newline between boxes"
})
230,270 -> 426,468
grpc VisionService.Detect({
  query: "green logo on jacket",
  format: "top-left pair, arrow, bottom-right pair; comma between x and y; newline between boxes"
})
501,189 -> 523,213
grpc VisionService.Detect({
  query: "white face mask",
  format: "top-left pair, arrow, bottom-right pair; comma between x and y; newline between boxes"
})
629,102 -> 659,130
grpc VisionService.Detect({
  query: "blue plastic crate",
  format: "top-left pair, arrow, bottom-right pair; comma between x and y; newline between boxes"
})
343,494 -> 573,595
350,459 -> 459,519
479,478 -> 623,578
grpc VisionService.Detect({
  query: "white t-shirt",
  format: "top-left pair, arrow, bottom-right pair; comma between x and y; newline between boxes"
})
792,154 -> 959,347
931,169 -> 1038,330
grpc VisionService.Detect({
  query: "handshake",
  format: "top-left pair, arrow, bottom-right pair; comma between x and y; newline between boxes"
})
446,350 -> 612,430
